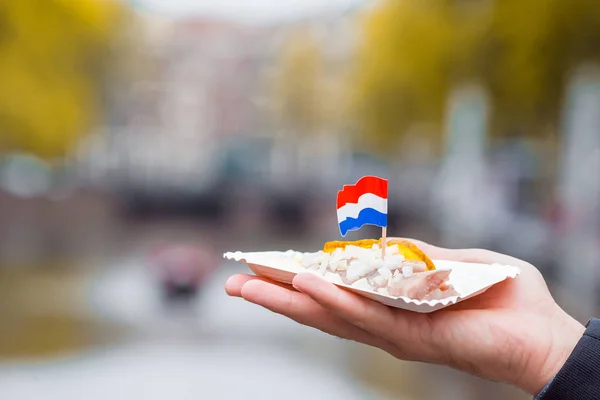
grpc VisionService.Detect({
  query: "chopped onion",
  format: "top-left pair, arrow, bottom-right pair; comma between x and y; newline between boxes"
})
351,278 -> 371,291
318,261 -> 328,275
378,268 -> 392,279
290,243 -> 455,301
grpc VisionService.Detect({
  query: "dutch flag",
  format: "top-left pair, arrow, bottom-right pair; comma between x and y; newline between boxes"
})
336,176 -> 388,237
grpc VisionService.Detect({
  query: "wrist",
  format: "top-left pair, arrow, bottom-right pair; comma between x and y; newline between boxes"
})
522,310 -> 585,395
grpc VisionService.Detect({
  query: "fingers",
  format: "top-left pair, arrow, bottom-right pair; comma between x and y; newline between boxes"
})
227,272 -> 437,361
386,237 -> 458,260
391,237 -> 535,270
238,278 -> 400,353
225,274 -> 294,297
225,274 -> 255,297
291,273 -> 396,336
291,273 -> 431,358
388,236 -> 480,261
394,238 -> 550,310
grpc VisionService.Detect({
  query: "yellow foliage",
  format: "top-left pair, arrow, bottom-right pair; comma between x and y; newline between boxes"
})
272,28 -> 325,135
352,0 -> 490,152
0,0 -> 130,159
353,0 -> 600,148
486,0 -> 600,135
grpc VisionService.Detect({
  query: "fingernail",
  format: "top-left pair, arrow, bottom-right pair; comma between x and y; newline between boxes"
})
292,274 -> 307,293
292,281 -> 303,292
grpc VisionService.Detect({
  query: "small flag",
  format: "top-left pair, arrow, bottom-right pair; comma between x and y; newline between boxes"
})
336,176 -> 388,237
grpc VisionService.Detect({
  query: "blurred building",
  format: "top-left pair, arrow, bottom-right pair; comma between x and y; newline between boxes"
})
95,6 -> 370,231
105,13 -> 273,207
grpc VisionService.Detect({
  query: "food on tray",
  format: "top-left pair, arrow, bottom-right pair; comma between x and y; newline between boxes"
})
322,238 -> 436,271
291,239 -> 459,301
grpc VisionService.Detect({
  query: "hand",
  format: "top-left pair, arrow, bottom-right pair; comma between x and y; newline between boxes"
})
224,239 -> 585,395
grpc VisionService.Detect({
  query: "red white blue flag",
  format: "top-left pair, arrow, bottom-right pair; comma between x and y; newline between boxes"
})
336,176 -> 388,237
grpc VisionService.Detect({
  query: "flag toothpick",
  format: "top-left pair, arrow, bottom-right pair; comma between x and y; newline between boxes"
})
336,175 -> 389,259
381,226 -> 387,259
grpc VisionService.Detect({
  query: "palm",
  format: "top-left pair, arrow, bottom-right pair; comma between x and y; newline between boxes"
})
427,283 -> 555,386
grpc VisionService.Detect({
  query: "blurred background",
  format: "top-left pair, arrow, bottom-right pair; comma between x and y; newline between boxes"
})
1,0 -> 600,399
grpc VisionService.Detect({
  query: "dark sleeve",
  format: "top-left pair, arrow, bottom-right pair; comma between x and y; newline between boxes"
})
535,318 -> 600,399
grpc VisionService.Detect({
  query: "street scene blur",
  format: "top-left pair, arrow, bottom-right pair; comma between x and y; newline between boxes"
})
2,0 -> 600,399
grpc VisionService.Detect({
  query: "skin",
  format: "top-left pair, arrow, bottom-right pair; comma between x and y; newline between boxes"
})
224,238 -> 586,395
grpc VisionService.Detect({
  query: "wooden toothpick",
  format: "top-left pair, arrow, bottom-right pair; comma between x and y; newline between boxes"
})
381,226 -> 387,259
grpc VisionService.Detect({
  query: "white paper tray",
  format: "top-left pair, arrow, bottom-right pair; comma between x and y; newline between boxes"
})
224,251 -> 521,313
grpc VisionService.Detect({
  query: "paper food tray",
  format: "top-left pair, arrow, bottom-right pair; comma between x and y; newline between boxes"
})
224,251 -> 521,313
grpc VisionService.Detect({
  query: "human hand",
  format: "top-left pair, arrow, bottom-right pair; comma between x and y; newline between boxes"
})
224,239 -> 585,395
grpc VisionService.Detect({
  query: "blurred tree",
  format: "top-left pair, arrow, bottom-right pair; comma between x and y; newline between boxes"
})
0,0 -> 130,159
272,27 -> 325,137
486,0 -> 600,138
352,0 -> 490,154
353,0 -> 600,152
